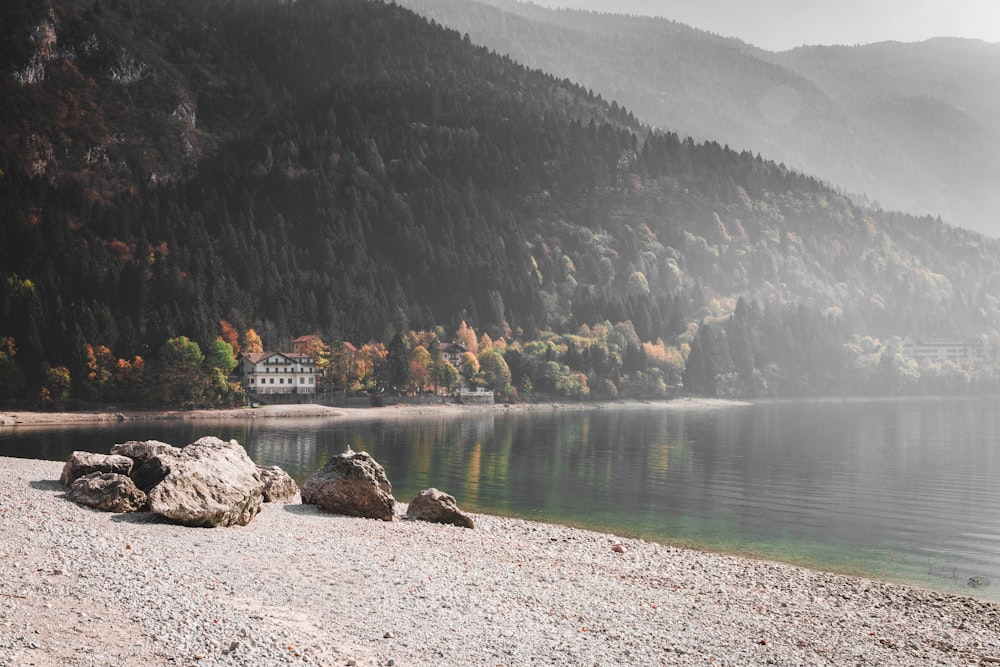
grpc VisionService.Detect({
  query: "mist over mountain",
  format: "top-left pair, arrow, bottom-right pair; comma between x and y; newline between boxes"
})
400,0 -> 1000,236
3,0 -> 1000,404
771,39 -> 1000,233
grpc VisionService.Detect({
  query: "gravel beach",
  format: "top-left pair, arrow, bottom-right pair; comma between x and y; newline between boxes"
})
0,397 -> 750,427
3,456 -> 1000,667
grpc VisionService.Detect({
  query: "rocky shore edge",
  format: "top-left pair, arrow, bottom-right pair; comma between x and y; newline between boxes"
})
3,456 -> 1000,666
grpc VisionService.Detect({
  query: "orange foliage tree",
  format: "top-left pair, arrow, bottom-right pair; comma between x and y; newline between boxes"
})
219,320 -> 241,357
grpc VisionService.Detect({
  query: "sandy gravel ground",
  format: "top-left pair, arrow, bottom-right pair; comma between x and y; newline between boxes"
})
3,457 -> 1000,666
0,397 -> 749,428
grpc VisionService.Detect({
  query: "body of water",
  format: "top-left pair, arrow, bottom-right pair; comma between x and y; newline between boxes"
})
3,397 -> 999,599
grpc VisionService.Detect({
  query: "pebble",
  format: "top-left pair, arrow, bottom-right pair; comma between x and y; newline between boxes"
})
3,456 -> 1000,666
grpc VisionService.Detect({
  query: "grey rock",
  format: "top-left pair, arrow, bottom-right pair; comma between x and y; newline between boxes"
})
257,465 -> 299,503
60,451 -> 134,486
68,472 -> 147,513
406,488 -> 474,529
130,455 -> 174,494
146,436 -> 263,527
301,449 -> 395,520
110,440 -> 180,466
110,440 -> 183,493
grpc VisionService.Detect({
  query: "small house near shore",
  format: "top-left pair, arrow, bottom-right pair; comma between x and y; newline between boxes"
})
439,341 -> 468,368
292,334 -> 321,355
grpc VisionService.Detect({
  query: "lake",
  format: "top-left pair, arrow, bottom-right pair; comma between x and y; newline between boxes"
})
3,397 -> 999,600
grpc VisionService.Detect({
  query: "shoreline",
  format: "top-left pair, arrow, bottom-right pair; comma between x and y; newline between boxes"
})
6,393 -> 991,428
0,396 -> 750,427
3,456 -> 1000,666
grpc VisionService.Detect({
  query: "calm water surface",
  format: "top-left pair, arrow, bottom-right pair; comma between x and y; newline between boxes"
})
3,397 -> 999,599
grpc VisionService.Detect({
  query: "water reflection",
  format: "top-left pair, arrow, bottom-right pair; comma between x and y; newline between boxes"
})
4,399 -> 1000,599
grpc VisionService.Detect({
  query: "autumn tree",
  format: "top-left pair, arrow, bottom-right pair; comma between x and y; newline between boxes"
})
479,349 -> 511,397
219,320 -> 241,358
301,336 -> 332,390
329,342 -> 358,392
357,342 -> 388,393
479,332 -> 494,356
433,357 -> 460,393
243,328 -> 263,354
408,345 -> 433,393
82,344 -> 116,402
204,366 -> 245,407
459,351 -> 479,384
112,355 -> 145,401
40,364 -> 72,406
455,321 -> 478,355
642,339 -> 684,386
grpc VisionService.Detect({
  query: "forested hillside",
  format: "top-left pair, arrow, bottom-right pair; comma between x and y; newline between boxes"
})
2,0 -> 1000,407
399,0 -> 1000,236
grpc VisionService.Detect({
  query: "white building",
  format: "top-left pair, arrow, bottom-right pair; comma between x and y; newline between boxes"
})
239,351 -> 317,395
902,336 -> 982,363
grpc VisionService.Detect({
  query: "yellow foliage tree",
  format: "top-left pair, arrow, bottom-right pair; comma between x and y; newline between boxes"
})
409,345 -> 432,393
455,320 -> 478,355
243,328 -> 264,354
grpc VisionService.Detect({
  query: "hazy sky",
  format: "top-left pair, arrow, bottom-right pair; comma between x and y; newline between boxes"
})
531,0 -> 1000,51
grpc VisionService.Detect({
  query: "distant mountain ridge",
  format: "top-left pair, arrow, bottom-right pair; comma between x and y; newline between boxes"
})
770,38 -> 1000,231
399,0 -> 1000,236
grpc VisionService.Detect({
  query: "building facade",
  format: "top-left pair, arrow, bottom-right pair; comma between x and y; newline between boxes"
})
902,336 -> 983,363
292,334 -> 321,355
438,341 -> 468,369
239,351 -> 318,395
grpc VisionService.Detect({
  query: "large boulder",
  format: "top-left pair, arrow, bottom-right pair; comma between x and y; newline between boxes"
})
406,488 -> 474,529
110,440 -> 179,466
301,449 -> 395,520
110,440 -> 183,493
68,472 -> 147,513
146,436 -> 263,527
257,465 -> 299,503
60,451 -> 134,486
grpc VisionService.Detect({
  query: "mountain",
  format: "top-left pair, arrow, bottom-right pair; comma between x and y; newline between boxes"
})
2,0 -> 1000,404
398,0 -> 1000,236
770,38 -> 1000,234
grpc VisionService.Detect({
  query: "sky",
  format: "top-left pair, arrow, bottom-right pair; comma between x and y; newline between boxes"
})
531,0 -> 1000,51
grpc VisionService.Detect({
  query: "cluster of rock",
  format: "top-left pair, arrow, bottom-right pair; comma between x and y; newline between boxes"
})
60,437 -> 298,527
61,440 -> 475,530
299,448 -> 475,528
